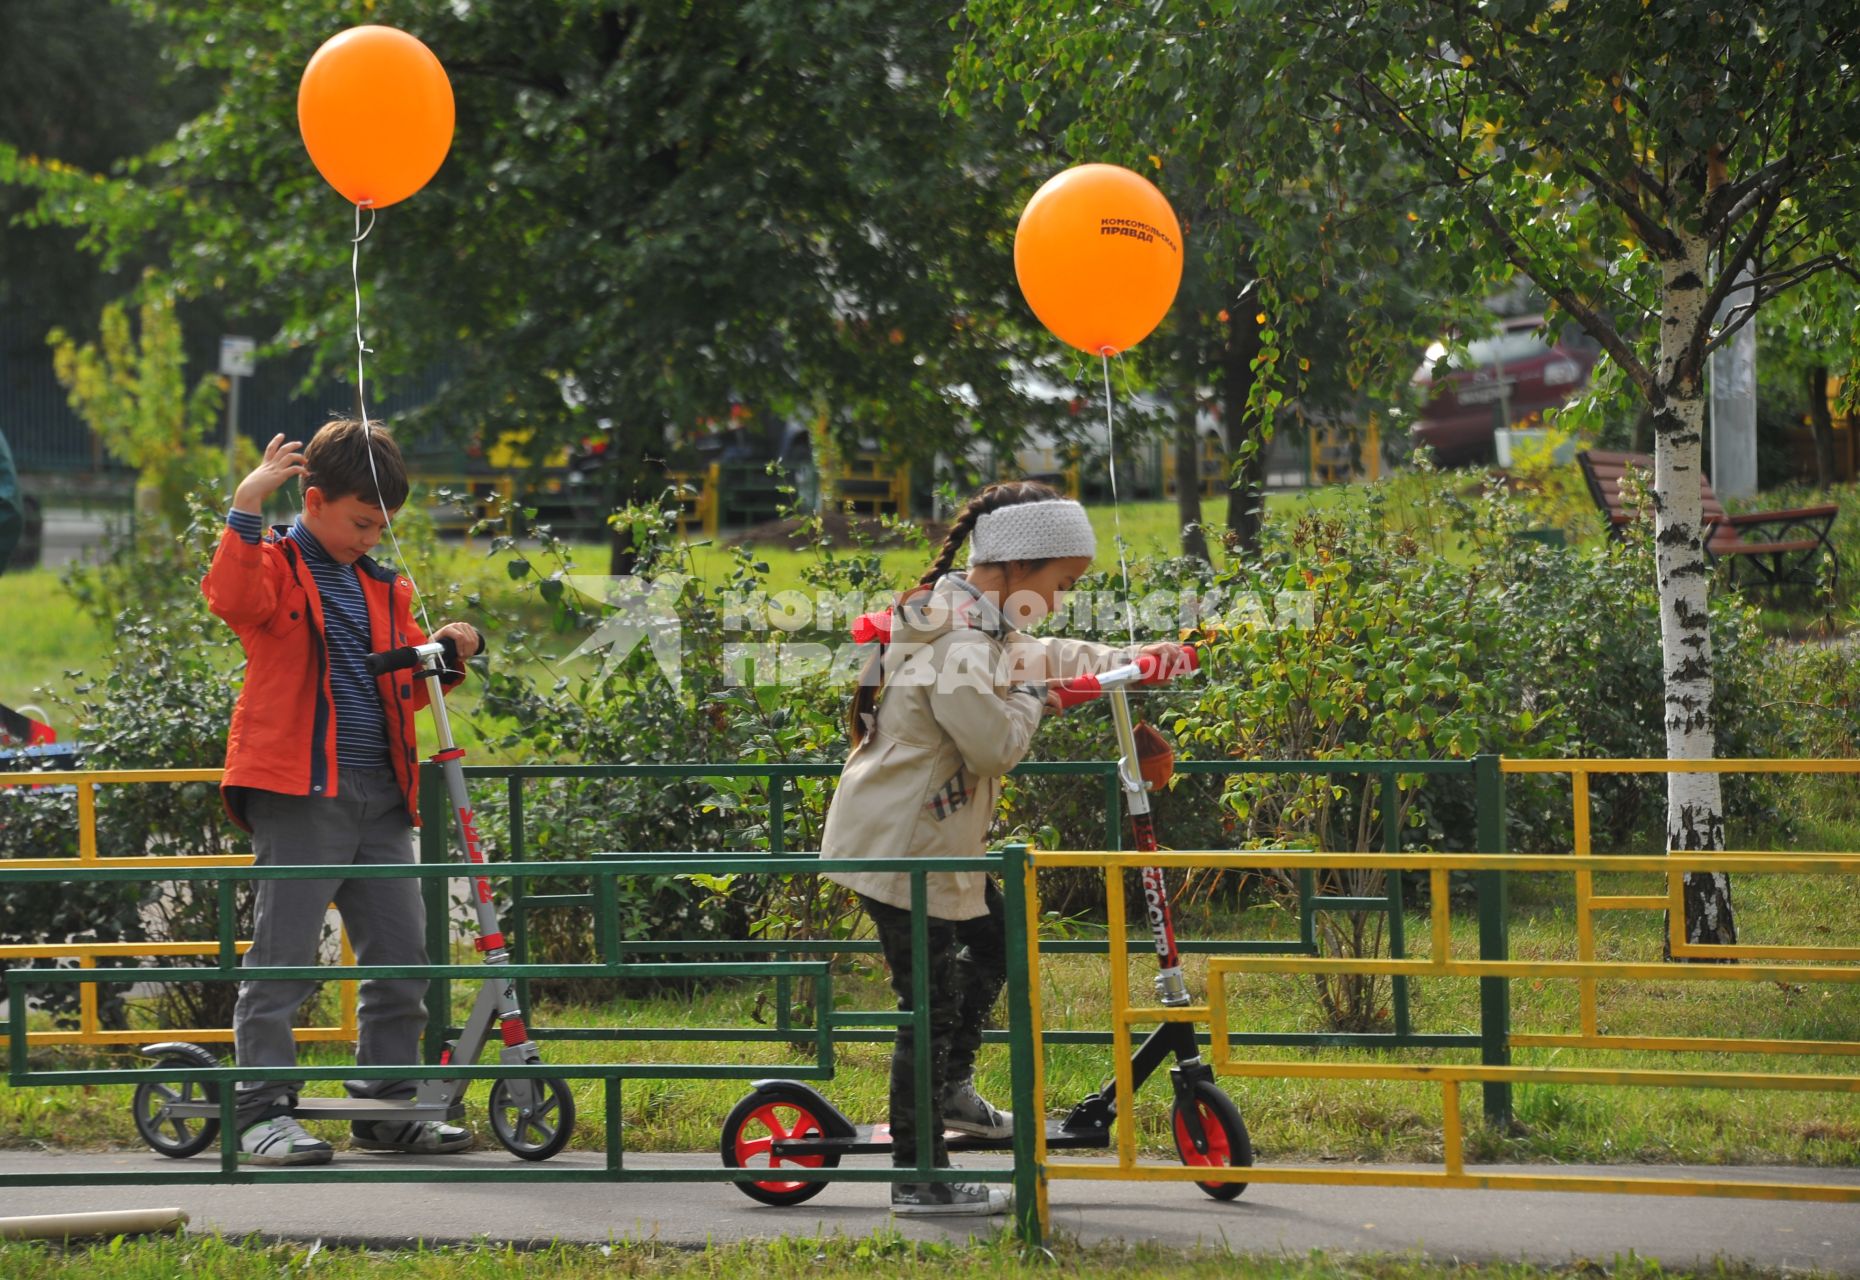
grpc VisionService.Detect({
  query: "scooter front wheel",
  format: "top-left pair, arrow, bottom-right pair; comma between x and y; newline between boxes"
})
488,1076 -> 575,1161
132,1048 -> 221,1159
1172,1079 -> 1252,1200
721,1084 -> 841,1206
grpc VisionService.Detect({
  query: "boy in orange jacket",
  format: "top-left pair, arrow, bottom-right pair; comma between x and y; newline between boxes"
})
203,419 -> 480,1165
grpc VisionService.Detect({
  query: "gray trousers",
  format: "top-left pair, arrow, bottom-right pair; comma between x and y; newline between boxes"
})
233,767 -> 430,1127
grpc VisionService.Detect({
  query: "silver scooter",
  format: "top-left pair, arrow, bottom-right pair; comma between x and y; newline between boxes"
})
130,635 -> 575,1162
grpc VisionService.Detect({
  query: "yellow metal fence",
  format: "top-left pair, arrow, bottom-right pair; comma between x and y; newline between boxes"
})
1020,846 -> 1860,1228
0,768 -> 358,1049
1507,757 -> 1860,1051
8,755 -> 1860,1215
1017,755 -> 1860,1231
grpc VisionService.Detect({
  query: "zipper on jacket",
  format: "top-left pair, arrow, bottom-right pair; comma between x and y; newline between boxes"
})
281,539 -> 333,796
385,574 -> 414,805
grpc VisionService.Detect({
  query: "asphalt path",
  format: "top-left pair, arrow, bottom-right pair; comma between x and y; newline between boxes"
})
2,1151 -> 1856,1273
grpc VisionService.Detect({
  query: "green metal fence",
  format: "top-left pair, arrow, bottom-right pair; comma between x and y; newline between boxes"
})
420,755 -> 1510,1120
0,852 -> 1041,1223
2,753 -> 1510,1245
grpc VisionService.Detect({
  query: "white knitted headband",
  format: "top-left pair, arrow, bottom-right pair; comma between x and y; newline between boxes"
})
968,499 -> 1097,566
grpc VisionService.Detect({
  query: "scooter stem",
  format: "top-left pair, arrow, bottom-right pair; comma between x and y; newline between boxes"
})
413,653 -> 507,960
1107,687 -> 1191,1007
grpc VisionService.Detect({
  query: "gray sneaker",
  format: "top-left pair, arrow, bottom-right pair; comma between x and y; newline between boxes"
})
891,1180 -> 1011,1216
239,1115 -> 333,1166
350,1118 -> 474,1154
942,1078 -> 1013,1139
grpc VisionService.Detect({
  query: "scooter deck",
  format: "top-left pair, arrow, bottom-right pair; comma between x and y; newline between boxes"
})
158,1098 -> 467,1123
772,1120 -> 1109,1158
292,1098 -> 468,1122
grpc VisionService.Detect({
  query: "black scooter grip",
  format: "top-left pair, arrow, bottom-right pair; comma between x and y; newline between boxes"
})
366,631 -> 481,678
364,645 -> 422,677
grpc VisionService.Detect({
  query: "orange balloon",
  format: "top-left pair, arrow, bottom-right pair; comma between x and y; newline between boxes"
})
1014,164 -> 1184,355
298,26 -> 454,209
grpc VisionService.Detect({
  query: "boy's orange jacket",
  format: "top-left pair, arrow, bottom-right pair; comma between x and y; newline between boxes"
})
201,525 -> 460,831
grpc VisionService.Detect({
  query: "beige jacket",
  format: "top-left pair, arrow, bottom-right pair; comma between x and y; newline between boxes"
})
820,574 -> 1122,920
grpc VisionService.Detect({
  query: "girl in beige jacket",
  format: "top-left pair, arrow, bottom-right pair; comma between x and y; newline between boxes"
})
820,481 -> 1185,1215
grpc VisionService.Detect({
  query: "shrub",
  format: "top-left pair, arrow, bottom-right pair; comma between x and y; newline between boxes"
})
468,503 -> 913,1002
1,508 -> 250,1031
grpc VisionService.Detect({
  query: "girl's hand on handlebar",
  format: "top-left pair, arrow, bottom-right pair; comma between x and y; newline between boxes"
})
1135,642 -> 1192,683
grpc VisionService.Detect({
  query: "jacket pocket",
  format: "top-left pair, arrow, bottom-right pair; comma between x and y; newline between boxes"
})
924,767 -> 973,823
263,586 -> 309,638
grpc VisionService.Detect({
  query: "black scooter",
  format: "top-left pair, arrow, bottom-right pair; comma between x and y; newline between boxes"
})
719,649 -> 1252,1205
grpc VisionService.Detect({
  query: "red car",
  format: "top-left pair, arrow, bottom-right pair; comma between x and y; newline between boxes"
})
1410,316 -> 1600,466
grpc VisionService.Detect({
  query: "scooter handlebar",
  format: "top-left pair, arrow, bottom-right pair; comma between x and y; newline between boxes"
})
1047,645 -> 1197,709
365,632 -> 479,678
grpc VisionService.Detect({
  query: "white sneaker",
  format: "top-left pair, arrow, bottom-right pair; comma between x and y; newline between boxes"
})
941,1078 -> 1013,1139
239,1115 -> 333,1166
890,1180 -> 1012,1216
350,1119 -> 474,1154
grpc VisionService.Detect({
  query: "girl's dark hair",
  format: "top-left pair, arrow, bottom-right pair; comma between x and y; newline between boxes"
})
848,480 -> 1064,747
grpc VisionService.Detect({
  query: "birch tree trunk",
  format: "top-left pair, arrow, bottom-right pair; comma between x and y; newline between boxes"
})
1220,309 -> 1266,554
1653,228 -> 1736,951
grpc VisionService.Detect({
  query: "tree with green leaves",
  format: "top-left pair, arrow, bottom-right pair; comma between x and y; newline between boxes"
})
965,0 -> 1860,946
3,1 -> 1065,569
958,6 -> 1487,558
48,282 -> 229,534
0,0 -> 209,337
1755,241 -> 1860,487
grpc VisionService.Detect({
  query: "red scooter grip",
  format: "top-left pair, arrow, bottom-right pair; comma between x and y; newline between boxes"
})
1047,644 -> 1197,710
1048,673 -> 1103,709
1135,644 -> 1198,685
850,611 -> 893,645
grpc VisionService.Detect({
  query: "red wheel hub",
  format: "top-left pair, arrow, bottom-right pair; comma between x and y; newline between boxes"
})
1174,1100 -> 1232,1189
733,1101 -> 827,1194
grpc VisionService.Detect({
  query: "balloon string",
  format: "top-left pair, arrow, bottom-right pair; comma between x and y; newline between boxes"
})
1101,351 -> 1137,650
350,199 -> 435,639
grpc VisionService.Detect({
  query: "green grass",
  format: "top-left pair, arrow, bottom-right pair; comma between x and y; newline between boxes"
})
0,568 -> 100,710
0,1233 -> 1816,1280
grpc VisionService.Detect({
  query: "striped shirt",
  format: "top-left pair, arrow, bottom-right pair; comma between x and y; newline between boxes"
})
226,510 -> 391,770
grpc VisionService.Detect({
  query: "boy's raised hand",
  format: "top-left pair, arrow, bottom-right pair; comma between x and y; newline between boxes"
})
233,434 -> 307,515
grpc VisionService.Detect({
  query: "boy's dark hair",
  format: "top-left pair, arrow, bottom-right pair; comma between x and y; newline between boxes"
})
848,480 -> 1063,748
302,418 -> 410,511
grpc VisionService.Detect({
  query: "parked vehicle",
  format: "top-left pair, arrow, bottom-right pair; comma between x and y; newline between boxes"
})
1409,316 -> 1600,467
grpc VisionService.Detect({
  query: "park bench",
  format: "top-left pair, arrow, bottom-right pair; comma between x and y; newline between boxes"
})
1576,449 -> 1840,589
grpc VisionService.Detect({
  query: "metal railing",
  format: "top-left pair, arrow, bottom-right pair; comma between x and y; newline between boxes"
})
1014,835 -> 1860,1237
1,851 -> 1039,1220
9,755 -> 1860,1246
416,757 -> 1502,1111
0,767 -> 358,1049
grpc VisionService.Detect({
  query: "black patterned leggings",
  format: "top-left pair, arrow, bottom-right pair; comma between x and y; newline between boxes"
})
858,879 -> 1008,1169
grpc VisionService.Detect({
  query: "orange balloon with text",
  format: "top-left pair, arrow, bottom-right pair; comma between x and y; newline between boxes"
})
1014,164 -> 1184,355
298,25 -> 454,209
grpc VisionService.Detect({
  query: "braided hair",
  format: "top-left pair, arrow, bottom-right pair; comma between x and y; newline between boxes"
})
848,480 -> 1064,746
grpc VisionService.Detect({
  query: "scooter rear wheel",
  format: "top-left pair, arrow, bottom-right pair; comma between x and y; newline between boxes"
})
488,1076 -> 575,1161
721,1084 -> 841,1206
132,1050 -> 221,1159
1172,1079 -> 1252,1200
